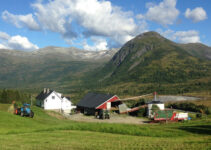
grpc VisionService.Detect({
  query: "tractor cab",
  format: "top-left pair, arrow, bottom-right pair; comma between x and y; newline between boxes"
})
21,103 -> 31,114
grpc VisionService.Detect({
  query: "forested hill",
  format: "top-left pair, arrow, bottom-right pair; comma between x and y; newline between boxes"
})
82,31 -> 211,95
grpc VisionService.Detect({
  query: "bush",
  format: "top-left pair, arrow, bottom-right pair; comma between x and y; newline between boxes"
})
167,102 -> 210,115
196,113 -> 202,118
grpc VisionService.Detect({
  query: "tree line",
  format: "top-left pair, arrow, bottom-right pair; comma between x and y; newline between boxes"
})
0,89 -> 31,104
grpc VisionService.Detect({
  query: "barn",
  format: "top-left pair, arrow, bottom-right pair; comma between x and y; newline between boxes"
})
77,93 -> 120,115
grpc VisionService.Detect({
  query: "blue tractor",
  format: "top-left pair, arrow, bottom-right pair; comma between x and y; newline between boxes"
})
15,103 -> 34,118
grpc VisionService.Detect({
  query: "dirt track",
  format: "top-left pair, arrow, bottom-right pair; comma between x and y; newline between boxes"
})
64,113 -> 147,124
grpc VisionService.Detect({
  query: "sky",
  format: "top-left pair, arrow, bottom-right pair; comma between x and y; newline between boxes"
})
0,0 -> 210,51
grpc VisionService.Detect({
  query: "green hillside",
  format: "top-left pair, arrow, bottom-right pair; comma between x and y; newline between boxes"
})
0,46 -> 119,90
0,104 -> 211,149
0,52 -> 104,90
81,32 -> 211,96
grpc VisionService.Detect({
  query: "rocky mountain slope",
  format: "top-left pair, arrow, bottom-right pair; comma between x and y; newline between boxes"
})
84,31 -> 211,95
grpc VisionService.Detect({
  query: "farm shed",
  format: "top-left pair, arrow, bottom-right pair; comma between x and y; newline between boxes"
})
77,93 -> 120,115
36,88 -> 76,113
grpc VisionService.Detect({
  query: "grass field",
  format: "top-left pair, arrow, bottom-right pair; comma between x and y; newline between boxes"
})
0,104 -> 211,150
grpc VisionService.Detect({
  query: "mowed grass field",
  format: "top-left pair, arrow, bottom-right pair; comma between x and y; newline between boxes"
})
0,104 -> 211,150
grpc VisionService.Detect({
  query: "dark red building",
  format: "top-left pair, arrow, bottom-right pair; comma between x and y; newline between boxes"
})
77,93 -> 120,115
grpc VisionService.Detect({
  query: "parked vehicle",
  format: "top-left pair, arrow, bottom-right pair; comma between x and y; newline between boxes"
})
95,109 -> 110,119
15,103 -> 34,118
153,110 -> 188,122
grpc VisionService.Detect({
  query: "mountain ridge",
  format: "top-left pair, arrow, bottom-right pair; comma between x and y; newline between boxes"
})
82,31 -> 211,95
0,31 -> 210,95
0,46 -> 119,62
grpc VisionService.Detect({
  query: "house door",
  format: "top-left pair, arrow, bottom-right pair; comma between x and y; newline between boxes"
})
107,102 -> 111,110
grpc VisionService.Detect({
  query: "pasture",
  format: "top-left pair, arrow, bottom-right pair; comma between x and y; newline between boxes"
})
0,104 -> 210,150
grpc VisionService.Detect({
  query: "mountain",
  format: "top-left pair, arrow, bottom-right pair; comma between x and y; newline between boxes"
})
0,47 -> 118,89
0,46 -> 118,62
0,31 -> 210,96
178,43 -> 211,60
85,32 -> 211,95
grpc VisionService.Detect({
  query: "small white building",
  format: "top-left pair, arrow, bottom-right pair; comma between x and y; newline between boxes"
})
147,101 -> 164,118
147,92 -> 164,118
36,88 -> 76,113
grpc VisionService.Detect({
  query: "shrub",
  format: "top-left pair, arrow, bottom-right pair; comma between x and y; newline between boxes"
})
167,102 -> 210,115
196,113 -> 202,118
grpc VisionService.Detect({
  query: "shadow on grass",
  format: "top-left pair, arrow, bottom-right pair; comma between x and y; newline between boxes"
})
179,125 -> 211,135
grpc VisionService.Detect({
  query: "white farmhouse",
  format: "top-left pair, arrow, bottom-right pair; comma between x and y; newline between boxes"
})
36,88 -> 76,113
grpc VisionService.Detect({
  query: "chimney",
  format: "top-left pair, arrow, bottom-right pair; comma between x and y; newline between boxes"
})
154,91 -> 157,101
44,88 -> 46,93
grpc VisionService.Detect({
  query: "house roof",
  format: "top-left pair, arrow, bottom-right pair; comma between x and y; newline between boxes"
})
77,93 -> 114,109
36,90 -> 53,100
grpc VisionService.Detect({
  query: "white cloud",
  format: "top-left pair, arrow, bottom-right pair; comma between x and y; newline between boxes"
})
83,37 -> 108,51
173,30 -> 200,43
32,0 -> 141,46
0,31 -> 39,51
2,10 -> 40,30
2,0 -> 147,50
0,43 -> 8,49
8,35 -> 39,50
158,29 -> 200,43
136,14 -> 145,20
145,0 -> 179,26
0,31 -> 10,40
185,7 -> 207,23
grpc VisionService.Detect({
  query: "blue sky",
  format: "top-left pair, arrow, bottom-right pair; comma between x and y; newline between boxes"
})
0,0 -> 210,51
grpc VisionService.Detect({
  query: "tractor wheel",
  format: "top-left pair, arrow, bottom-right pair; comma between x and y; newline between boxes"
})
20,112 -> 24,117
30,111 -> 34,118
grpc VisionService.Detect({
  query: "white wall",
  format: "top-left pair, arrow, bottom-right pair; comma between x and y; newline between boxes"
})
43,92 -> 76,113
44,92 -> 62,110
148,103 -> 165,118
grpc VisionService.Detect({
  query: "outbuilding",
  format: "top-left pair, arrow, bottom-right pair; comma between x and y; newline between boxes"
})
77,93 -> 119,115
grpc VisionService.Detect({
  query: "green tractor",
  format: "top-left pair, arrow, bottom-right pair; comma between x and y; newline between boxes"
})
98,109 -> 110,119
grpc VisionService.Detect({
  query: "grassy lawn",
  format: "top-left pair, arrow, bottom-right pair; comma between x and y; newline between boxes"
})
0,104 -> 211,150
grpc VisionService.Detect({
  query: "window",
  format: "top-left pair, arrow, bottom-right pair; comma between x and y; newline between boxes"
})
52,96 -> 55,99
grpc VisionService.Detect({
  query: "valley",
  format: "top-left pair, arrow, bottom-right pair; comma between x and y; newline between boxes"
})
0,32 -> 211,102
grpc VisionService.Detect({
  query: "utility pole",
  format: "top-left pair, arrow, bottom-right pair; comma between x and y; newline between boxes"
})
31,95 -> 32,106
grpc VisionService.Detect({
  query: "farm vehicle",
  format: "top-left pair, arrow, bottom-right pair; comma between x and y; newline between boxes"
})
152,110 -> 188,122
15,103 -> 34,118
95,109 -> 110,119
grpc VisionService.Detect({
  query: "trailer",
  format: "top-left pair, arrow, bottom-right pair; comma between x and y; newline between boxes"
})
153,110 -> 188,122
